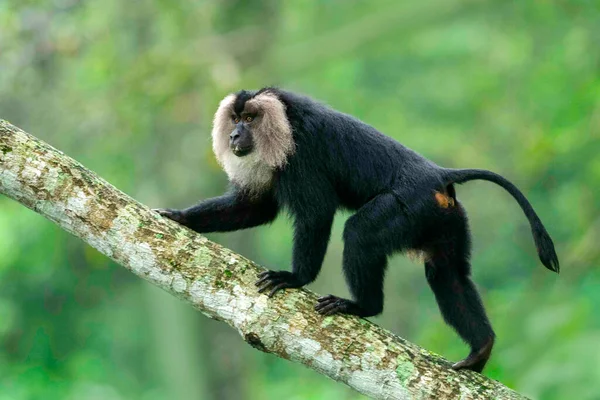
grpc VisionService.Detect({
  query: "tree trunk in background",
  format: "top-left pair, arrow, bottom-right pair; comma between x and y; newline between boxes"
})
0,121 -> 529,400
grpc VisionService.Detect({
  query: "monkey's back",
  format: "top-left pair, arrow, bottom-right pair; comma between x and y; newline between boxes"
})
275,89 -> 443,211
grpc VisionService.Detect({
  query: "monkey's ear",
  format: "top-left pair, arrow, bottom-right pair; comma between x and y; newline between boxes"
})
212,94 -> 237,166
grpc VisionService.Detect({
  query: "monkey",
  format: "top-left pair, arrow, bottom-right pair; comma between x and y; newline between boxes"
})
155,87 -> 559,373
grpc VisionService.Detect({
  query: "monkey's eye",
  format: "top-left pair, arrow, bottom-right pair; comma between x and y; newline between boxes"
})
233,116 -> 240,124
245,115 -> 253,123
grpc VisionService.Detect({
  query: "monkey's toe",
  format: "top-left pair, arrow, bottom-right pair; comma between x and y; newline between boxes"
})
451,337 -> 494,373
315,295 -> 355,316
255,270 -> 302,297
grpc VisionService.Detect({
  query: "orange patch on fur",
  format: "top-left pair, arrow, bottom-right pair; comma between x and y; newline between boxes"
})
435,191 -> 455,208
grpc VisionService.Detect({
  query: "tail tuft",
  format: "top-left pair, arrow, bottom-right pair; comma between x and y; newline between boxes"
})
533,223 -> 560,273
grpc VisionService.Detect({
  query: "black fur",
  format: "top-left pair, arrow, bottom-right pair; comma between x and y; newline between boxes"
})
156,88 -> 559,372
233,90 -> 254,115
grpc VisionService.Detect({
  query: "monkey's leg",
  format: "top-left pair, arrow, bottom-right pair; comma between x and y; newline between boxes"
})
425,253 -> 495,373
256,212 -> 335,297
315,193 -> 411,317
155,191 -> 278,233
314,249 -> 387,317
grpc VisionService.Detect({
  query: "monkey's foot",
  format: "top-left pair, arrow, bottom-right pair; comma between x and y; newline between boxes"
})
255,270 -> 303,297
153,208 -> 188,225
314,295 -> 359,316
452,337 -> 495,373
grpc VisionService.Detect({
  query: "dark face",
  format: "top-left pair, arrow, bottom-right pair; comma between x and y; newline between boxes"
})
230,93 -> 260,157
229,113 -> 256,157
213,90 -> 294,172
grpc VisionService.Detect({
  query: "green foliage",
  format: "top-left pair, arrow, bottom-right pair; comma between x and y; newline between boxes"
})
1,1 -> 598,398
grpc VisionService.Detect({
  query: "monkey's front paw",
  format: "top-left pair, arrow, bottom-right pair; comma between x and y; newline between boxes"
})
153,208 -> 188,225
314,295 -> 355,316
255,270 -> 303,297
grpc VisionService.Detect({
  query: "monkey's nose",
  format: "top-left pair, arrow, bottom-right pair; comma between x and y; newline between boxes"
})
230,131 -> 240,143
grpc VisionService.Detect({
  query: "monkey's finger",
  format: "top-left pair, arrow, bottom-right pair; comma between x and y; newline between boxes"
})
268,283 -> 289,298
257,271 -> 271,279
153,208 -> 171,216
257,279 -> 280,293
317,294 -> 336,302
322,307 -> 342,316
255,273 -> 274,287
316,302 -> 341,315
314,298 -> 337,312
257,283 -> 272,293
153,209 -> 187,224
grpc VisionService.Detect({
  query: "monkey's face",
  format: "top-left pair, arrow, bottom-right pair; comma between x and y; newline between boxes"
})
212,90 -> 295,191
229,113 -> 256,157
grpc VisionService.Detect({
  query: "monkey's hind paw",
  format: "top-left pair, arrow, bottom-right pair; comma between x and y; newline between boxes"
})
451,337 -> 494,373
153,208 -> 187,224
314,295 -> 355,316
255,270 -> 302,298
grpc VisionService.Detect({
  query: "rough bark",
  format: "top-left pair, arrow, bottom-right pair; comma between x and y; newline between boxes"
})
0,120 -> 528,400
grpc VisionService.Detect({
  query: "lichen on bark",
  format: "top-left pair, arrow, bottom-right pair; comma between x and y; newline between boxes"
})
0,120 -> 529,400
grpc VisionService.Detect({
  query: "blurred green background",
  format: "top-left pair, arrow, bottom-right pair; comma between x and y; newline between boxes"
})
0,1 -> 599,399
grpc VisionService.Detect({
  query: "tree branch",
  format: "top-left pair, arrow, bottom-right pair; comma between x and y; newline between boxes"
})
0,120 -> 527,400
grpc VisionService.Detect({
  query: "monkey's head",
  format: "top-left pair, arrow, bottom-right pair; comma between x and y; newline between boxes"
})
212,89 -> 295,192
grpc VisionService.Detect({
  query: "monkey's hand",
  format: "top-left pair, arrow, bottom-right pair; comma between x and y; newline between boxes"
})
255,270 -> 305,298
314,295 -> 363,317
153,208 -> 188,225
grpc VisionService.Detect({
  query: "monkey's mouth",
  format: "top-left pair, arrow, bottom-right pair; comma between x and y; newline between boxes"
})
232,145 -> 252,157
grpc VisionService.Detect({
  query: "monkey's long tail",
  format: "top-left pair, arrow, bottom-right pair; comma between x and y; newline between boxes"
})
442,168 -> 559,273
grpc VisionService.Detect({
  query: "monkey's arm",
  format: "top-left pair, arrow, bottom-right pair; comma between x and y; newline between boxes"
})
155,190 -> 278,233
256,210 -> 334,297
